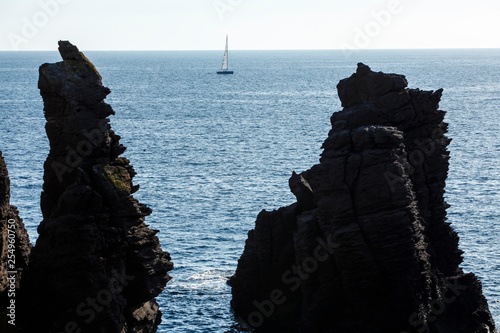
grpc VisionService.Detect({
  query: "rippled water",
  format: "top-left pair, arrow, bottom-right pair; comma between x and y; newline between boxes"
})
0,49 -> 499,331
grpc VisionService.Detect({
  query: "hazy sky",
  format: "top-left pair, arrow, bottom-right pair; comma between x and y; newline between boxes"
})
1,0 -> 499,51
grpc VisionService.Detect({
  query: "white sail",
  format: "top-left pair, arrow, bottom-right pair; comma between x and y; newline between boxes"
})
221,35 -> 229,71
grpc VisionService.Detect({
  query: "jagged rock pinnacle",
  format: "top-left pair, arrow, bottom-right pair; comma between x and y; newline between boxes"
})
19,42 -> 173,333
229,64 -> 497,333
0,152 -> 31,332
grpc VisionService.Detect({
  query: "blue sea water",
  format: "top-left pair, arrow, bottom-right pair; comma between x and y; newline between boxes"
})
0,49 -> 499,331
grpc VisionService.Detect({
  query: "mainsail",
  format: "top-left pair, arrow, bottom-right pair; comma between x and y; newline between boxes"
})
221,35 -> 229,71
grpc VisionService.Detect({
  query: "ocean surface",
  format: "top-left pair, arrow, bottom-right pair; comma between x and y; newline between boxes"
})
0,49 -> 499,331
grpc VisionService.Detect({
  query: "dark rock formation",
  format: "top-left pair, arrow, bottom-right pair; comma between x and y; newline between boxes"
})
19,41 -> 173,333
0,152 -> 31,332
229,63 -> 498,333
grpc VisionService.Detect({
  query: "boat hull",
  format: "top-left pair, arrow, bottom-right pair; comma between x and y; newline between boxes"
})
217,70 -> 234,74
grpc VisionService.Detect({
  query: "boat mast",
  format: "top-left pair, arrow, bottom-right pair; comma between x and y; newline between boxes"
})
225,34 -> 229,71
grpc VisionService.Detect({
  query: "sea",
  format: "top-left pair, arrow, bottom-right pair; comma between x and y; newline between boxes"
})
0,49 -> 499,332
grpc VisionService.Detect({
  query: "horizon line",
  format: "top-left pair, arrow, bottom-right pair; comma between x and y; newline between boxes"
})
1,47 -> 500,52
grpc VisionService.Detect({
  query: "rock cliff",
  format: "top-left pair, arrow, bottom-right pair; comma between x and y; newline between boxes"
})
19,41 -> 173,333
0,152 -> 31,332
229,63 -> 497,333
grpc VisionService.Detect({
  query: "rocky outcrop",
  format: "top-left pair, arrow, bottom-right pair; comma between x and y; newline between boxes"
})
19,41 -> 173,333
229,63 -> 497,333
0,152 -> 31,331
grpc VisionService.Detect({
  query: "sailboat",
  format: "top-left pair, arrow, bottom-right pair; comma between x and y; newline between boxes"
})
217,35 -> 234,74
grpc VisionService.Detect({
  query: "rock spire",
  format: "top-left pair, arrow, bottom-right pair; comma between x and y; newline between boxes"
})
19,41 -> 173,333
229,63 -> 497,333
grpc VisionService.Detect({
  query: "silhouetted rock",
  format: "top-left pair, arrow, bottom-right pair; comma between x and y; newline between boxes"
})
19,41 -> 173,333
0,152 -> 31,332
229,63 -> 497,333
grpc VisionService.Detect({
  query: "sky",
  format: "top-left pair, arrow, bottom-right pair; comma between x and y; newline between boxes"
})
0,0 -> 499,51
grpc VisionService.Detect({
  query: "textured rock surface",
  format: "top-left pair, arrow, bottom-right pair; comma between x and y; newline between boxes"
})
229,63 -> 498,333
0,152 -> 31,331
19,41 -> 173,333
